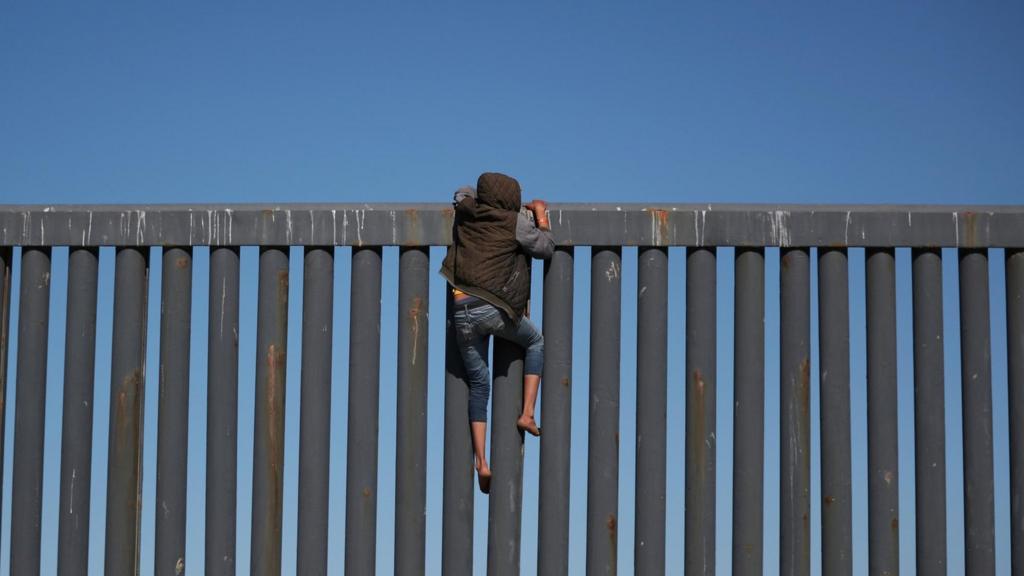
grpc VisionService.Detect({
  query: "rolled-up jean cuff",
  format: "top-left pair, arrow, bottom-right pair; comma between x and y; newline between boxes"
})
524,348 -> 543,376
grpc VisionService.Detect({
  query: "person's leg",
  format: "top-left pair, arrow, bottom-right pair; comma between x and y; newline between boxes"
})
471,421 -> 489,492
496,315 -> 544,436
453,308 -> 493,492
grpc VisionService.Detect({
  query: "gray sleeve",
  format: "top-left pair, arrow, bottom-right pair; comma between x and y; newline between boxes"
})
516,212 -> 555,259
454,185 -> 476,204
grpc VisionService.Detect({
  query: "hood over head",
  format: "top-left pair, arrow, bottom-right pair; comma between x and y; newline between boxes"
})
476,172 -> 521,211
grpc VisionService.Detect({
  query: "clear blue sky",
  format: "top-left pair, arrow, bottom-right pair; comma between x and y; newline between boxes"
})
1,3 -> 1022,575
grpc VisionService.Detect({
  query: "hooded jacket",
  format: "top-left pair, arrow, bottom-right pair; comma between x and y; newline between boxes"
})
440,172 -> 532,321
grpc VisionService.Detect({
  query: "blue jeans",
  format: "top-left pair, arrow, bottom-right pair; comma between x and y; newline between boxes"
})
452,302 -> 544,423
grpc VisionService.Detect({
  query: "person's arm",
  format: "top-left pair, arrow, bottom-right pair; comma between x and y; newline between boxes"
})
516,211 -> 555,259
453,185 -> 476,215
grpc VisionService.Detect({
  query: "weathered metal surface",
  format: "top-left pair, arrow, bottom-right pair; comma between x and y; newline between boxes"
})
4,204 -> 1024,247
206,246 -> 240,576
538,247 -> 574,575
686,247 -> 716,576
105,247 -> 149,576
818,248 -> 852,576
251,246 -> 288,576
1007,249 -> 1024,574
780,247 -> 810,576
487,340 -> 526,576
912,248 -> 947,574
0,248 -> 11,557
297,247 -> 334,576
959,249 -> 995,574
155,247 -> 192,576
345,246 -> 382,575
11,247 -> 51,575
3,201 -> 1024,574
733,247 -> 765,575
635,247 -> 667,575
587,247 -> 621,576
441,289 -> 474,576
395,247 -> 429,576
865,248 -> 900,574
58,247 -> 99,576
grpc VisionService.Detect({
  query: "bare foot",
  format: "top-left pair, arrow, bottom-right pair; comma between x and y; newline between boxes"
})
476,463 -> 492,494
516,415 -> 541,437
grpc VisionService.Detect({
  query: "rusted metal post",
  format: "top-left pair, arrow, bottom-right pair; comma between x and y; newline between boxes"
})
442,287 -> 475,575
104,246 -> 150,576
635,246 -> 667,574
818,247 -> 852,576
395,247 -> 429,576
1007,249 -> 1024,574
0,247 -> 11,557
685,246 -> 716,576
865,248 -> 899,574
780,247 -> 810,576
587,246 -> 621,576
538,247 -> 574,575
57,247 -> 98,576
251,246 -> 289,576
345,246 -> 382,575
206,246 -> 240,576
297,247 -> 334,576
912,248 -> 947,574
733,247 -> 765,575
11,246 -> 51,575
959,248 -> 995,574
487,339 -> 526,575
155,247 -> 193,576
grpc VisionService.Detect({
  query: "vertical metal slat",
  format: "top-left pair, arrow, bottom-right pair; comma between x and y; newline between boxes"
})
251,246 -> 289,576
1007,249 -> 1024,575
155,247 -> 193,576
487,339 -> 526,575
11,246 -> 52,575
685,246 -> 716,576
57,247 -> 99,575
345,246 -> 382,575
538,247 -> 574,575
395,247 -> 429,576
587,246 -> 621,576
959,248 -> 995,574
206,246 -> 240,576
296,247 -> 335,576
104,246 -> 150,576
865,248 -> 899,573
442,287 -> 474,575
733,247 -> 765,575
780,247 -> 810,576
635,247 -> 667,574
912,247 -> 947,574
0,247 -> 11,556
818,247 -> 852,576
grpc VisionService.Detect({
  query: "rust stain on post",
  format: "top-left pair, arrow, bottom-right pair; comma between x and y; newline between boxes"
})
607,513 -> 618,571
964,211 -> 978,247
115,369 -> 143,454
266,344 -> 284,474
692,369 -> 707,466
560,376 -> 570,388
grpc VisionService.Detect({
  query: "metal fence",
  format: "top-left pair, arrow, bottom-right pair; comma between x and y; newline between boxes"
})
0,204 -> 1022,575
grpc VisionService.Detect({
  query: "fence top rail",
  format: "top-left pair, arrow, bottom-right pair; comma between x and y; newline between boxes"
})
2,203 -> 1022,248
